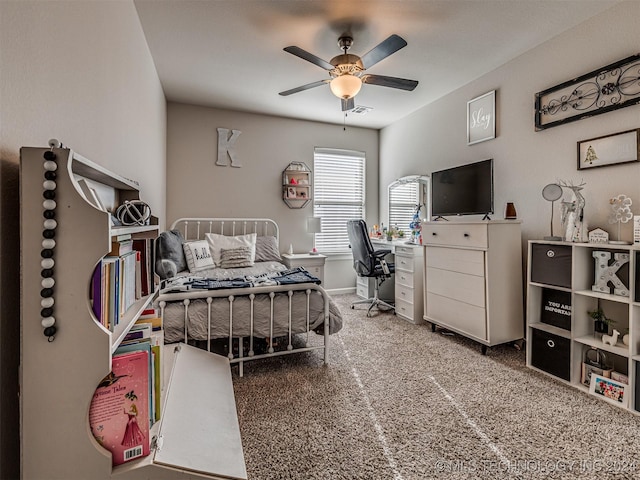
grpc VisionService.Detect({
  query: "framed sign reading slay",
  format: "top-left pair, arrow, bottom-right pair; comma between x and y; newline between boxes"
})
535,54 -> 640,131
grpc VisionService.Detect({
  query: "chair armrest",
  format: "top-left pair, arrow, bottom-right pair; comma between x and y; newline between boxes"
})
373,249 -> 391,259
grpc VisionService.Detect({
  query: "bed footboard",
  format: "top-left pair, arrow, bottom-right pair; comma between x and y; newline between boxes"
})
157,283 -> 330,376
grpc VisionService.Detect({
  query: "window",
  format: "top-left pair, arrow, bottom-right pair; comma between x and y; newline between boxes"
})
388,175 -> 429,234
313,148 -> 365,253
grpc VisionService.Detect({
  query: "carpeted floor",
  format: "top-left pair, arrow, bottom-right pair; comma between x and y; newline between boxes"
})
232,294 -> 640,480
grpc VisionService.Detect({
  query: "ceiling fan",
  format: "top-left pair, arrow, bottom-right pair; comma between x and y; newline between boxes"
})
279,34 -> 418,111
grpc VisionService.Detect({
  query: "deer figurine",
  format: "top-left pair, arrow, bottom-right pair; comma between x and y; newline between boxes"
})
602,329 -> 620,346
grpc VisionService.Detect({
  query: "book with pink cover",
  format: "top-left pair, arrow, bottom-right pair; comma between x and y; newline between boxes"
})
89,350 -> 150,466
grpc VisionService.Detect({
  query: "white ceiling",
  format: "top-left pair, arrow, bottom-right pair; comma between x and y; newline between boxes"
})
134,0 -> 620,129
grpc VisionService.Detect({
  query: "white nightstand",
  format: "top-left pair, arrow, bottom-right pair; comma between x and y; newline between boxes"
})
281,253 -> 326,284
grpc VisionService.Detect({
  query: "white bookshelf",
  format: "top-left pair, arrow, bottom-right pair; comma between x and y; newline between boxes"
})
526,240 -> 639,412
20,147 -> 246,479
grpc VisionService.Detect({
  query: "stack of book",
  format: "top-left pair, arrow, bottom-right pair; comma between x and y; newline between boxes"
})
90,237 -> 155,331
88,308 -> 163,466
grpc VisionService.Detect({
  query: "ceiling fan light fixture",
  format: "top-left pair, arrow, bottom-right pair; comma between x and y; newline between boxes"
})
329,74 -> 362,99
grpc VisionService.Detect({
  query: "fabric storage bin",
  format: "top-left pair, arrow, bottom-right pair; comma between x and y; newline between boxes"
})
530,244 -> 572,288
531,328 -> 570,381
540,288 -> 571,330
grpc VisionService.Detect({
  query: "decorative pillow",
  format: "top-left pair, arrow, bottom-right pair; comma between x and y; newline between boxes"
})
182,240 -> 215,273
205,232 -> 256,266
219,246 -> 253,268
254,236 -> 281,262
155,230 -> 187,279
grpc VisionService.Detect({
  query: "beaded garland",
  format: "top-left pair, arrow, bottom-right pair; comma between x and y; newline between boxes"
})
41,145 -> 59,341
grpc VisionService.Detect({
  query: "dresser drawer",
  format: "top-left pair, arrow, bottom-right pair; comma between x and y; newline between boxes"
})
425,246 -> 485,276
356,283 -> 369,298
395,283 -> 414,304
426,292 -> 487,341
422,223 -> 488,249
395,298 -> 415,322
395,245 -> 417,256
395,254 -> 415,272
396,268 -> 415,288
426,267 -> 485,308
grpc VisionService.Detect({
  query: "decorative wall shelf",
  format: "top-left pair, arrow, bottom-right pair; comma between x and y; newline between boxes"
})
282,161 -> 312,209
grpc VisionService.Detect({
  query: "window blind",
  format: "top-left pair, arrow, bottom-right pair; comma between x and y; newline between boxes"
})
313,148 -> 365,253
389,182 -> 419,234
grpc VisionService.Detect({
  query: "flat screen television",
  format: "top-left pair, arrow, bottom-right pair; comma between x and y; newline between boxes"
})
430,159 -> 493,218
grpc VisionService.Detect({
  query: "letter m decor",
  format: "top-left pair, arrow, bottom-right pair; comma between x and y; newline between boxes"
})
535,54 -> 640,131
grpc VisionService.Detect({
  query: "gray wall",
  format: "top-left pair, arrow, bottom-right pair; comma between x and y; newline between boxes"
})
0,1 -> 166,477
380,1 -> 640,251
166,102 -> 379,291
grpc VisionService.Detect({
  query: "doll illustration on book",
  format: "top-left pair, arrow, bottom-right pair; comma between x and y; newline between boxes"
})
121,390 -> 145,447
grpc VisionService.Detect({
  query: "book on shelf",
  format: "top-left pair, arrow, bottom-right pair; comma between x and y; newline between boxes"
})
135,250 -> 142,299
132,238 -> 155,296
88,350 -> 151,466
114,341 -> 155,429
120,251 -> 137,315
135,315 -> 162,331
90,262 -> 103,325
109,238 -> 133,257
116,327 -> 163,424
102,256 -> 120,330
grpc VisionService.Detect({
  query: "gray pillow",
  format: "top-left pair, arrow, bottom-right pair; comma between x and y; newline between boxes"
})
219,246 -> 253,268
254,236 -> 281,262
155,230 -> 187,279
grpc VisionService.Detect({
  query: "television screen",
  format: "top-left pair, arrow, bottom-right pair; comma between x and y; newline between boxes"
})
431,159 -> 493,217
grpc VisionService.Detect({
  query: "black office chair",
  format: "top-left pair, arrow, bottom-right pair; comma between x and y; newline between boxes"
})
347,219 -> 395,316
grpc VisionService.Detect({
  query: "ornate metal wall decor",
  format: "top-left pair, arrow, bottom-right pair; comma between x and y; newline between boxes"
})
535,54 -> 640,131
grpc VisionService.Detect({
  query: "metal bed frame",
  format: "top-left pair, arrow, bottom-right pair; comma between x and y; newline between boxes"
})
156,218 -> 330,376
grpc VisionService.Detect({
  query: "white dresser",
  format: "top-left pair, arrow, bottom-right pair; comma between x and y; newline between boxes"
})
422,220 -> 523,353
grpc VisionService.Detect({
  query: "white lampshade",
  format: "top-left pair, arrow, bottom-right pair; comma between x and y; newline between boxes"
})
329,74 -> 362,99
307,217 -> 322,234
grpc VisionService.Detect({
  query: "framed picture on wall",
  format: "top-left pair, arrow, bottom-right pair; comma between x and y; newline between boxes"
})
577,129 -> 640,170
467,90 -> 496,145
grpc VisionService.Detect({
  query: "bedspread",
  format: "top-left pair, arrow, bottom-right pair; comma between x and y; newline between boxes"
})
158,265 -> 343,343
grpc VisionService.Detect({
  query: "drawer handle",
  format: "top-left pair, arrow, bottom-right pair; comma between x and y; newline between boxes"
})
432,232 -> 437,235
547,339 -> 555,348
464,233 -> 470,237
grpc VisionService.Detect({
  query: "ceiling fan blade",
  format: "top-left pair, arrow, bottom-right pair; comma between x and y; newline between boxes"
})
341,97 -> 355,111
362,74 -> 418,91
283,46 -> 334,70
359,34 -> 407,70
279,79 -> 330,96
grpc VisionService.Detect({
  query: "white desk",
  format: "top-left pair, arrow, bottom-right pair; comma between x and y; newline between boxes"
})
363,238 -> 424,324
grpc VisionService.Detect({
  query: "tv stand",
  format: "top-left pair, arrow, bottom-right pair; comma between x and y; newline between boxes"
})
482,213 -> 491,220
431,216 -> 448,221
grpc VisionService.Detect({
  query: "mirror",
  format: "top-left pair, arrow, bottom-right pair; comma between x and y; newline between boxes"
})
388,175 -> 429,240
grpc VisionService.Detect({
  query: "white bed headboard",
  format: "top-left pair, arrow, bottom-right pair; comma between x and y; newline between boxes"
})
170,218 -> 279,243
